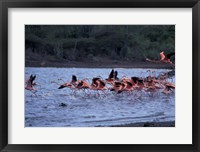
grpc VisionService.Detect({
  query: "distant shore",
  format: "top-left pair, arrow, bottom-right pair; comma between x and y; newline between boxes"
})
25,60 -> 175,69
99,121 -> 175,127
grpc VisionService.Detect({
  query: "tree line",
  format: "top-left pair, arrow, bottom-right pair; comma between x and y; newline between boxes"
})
25,25 -> 175,63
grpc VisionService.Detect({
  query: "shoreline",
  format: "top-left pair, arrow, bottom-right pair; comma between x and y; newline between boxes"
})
98,121 -> 175,127
25,60 -> 175,69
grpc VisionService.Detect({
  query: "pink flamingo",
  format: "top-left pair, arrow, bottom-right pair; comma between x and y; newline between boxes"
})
146,51 -> 175,65
105,69 -> 119,84
25,75 -> 37,91
58,75 -> 78,89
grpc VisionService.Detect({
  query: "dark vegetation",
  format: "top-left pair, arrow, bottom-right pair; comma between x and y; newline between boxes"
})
25,25 -> 175,67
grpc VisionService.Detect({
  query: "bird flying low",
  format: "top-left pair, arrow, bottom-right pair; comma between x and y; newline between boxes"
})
58,75 -> 78,89
146,51 -> 175,66
105,69 -> 119,84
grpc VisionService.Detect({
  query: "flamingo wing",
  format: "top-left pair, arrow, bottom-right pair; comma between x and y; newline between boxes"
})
25,75 -> 35,90
131,77 -> 139,83
58,84 -> 66,89
77,81 -> 83,88
98,80 -> 106,87
108,69 -> 114,79
114,71 -> 119,80
126,81 -> 133,87
72,75 -> 77,83
115,82 -> 122,86
138,79 -> 144,84
92,78 -> 100,86
26,79 -> 32,87
29,75 -> 36,87
160,52 -> 165,60
31,75 -> 36,82
82,81 -> 91,88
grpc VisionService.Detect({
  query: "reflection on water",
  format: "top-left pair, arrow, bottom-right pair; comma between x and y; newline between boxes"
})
25,68 -> 175,127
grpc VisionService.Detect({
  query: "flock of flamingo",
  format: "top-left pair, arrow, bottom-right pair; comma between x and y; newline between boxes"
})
25,51 -> 175,96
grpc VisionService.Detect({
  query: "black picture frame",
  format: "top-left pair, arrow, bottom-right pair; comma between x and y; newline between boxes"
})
0,0 -> 199,152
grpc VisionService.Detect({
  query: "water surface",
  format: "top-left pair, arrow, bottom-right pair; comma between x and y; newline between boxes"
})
25,68 -> 175,127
